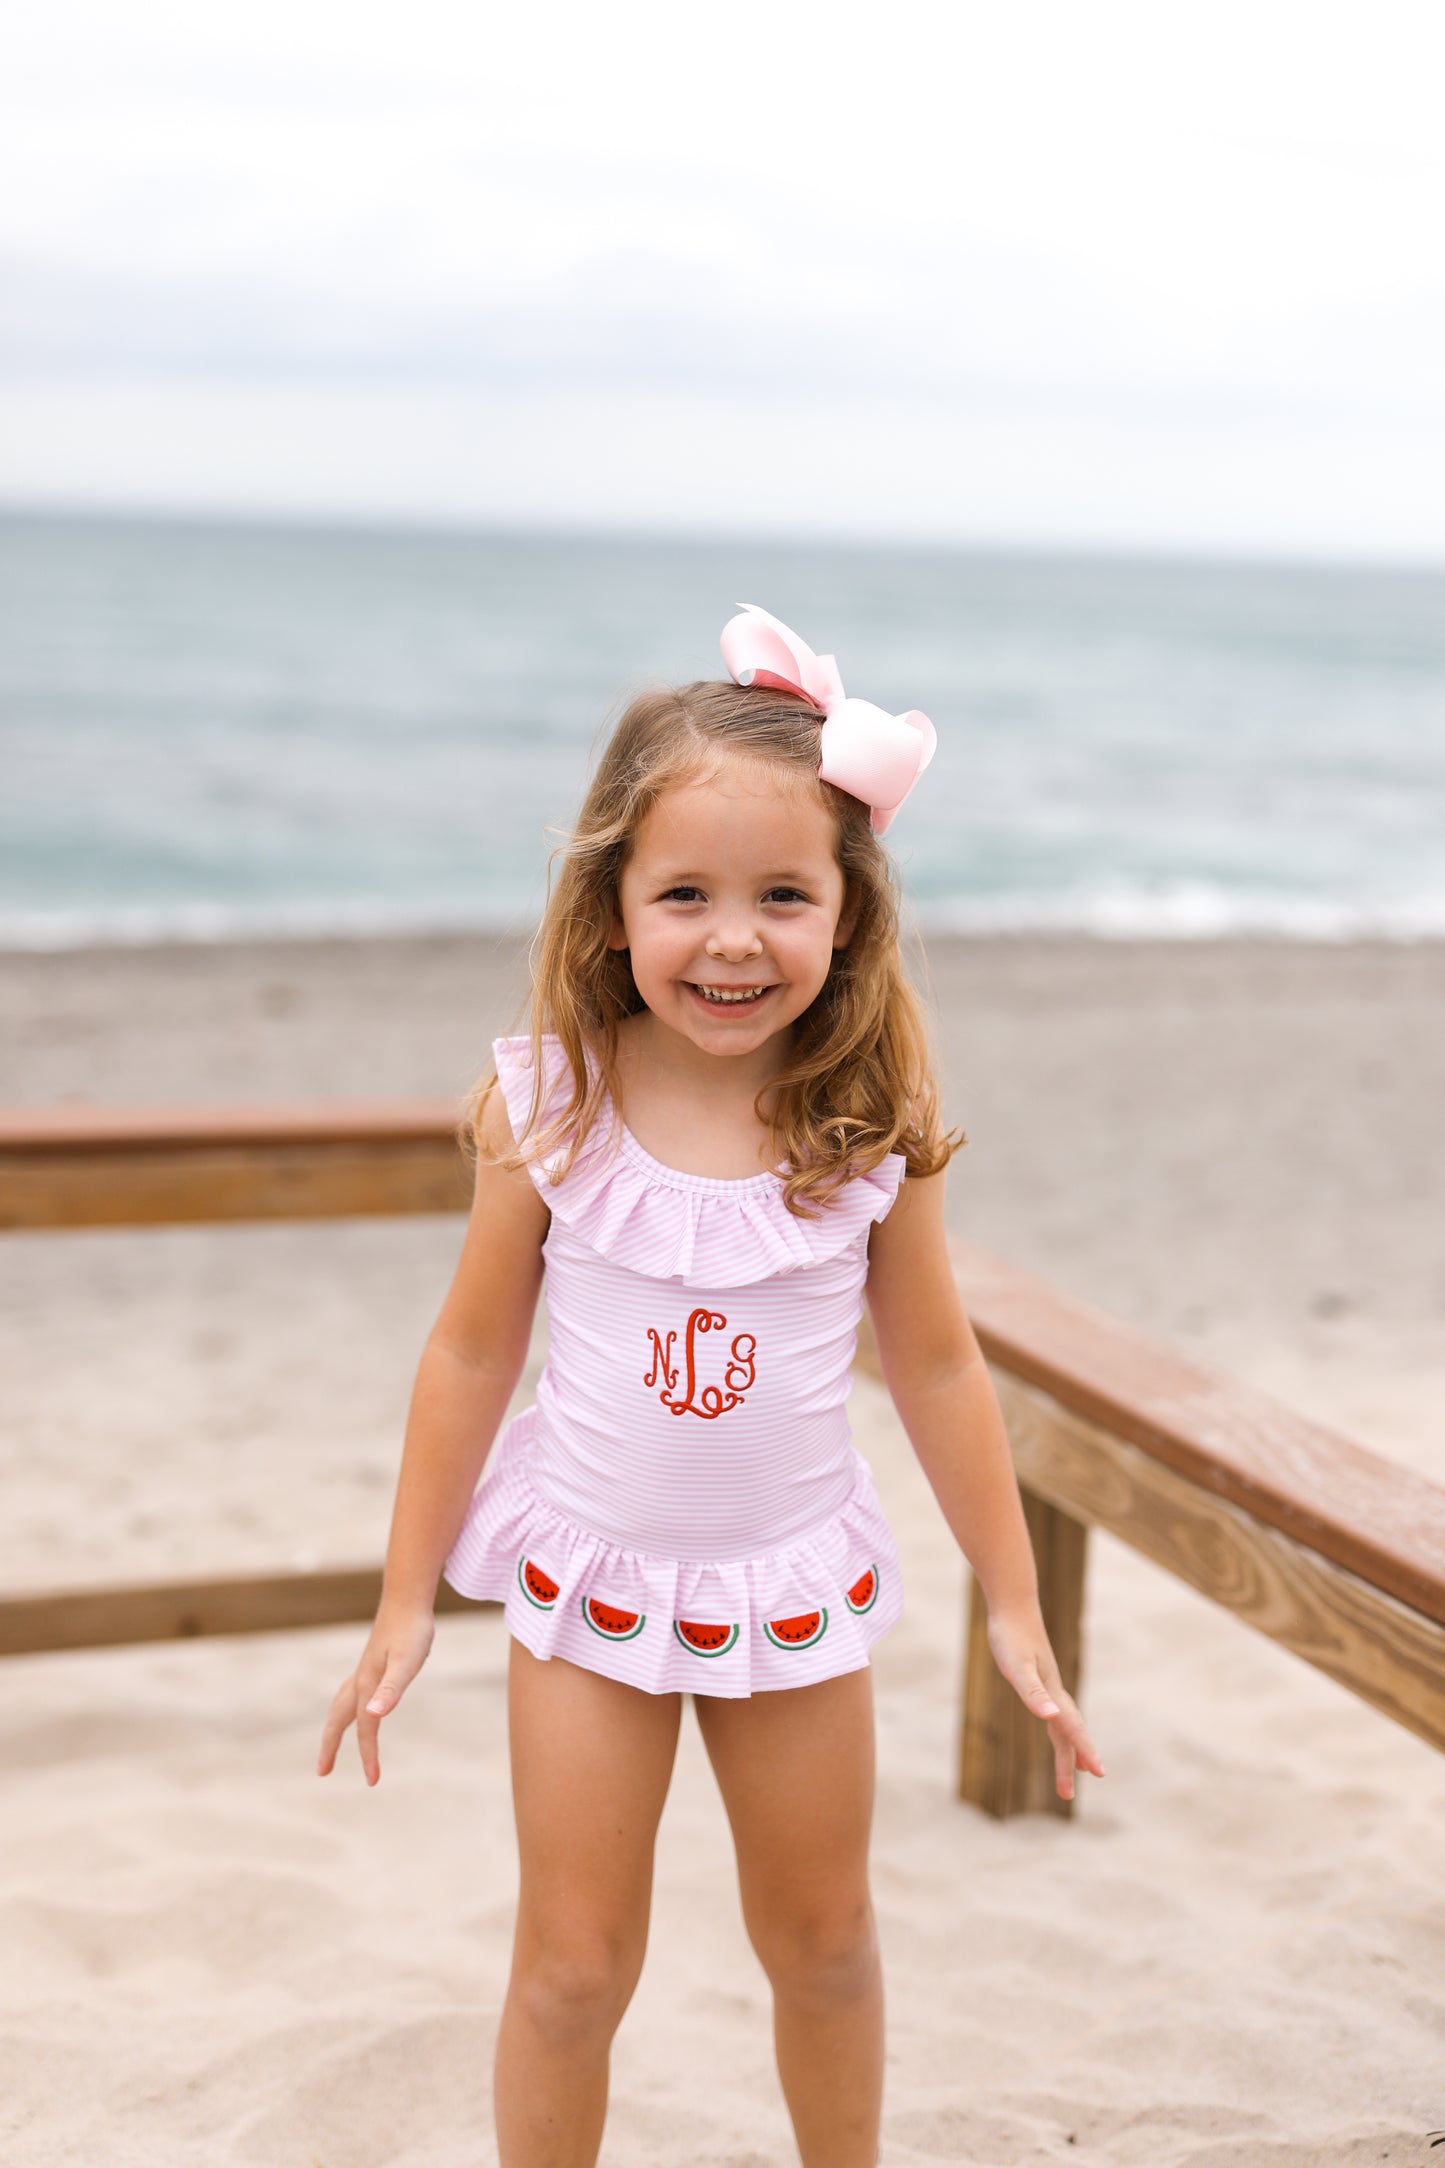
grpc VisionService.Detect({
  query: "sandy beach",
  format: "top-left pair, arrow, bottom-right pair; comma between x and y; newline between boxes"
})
2,931 -> 1443,2166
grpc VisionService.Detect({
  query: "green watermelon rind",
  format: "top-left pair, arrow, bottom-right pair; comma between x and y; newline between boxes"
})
844,1563 -> 880,1615
762,1607 -> 829,1651
517,1555 -> 560,1611
673,1619 -> 740,1658
582,1594 -> 646,1642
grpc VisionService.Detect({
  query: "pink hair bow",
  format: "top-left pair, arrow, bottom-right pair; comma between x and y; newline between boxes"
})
719,603 -> 936,836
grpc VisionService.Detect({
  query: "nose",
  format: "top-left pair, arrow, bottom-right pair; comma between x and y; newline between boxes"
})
705,912 -> 764,963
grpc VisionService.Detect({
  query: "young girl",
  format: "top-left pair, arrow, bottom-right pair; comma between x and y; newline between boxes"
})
318,603 -> 1103,2168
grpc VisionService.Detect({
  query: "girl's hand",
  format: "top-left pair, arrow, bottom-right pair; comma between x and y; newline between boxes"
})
317,1601 -> 436,1787
985,1603 -> 1106,1803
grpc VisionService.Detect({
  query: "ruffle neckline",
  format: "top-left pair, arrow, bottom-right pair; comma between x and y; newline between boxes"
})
493,1033 -> 905,1288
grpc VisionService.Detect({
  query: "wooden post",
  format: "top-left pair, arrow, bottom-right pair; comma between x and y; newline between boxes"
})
958,1486 -> 1088,1819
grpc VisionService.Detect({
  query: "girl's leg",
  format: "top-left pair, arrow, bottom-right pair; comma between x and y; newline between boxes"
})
692,1665 -> 883,2168
495,1637 -> 683,2168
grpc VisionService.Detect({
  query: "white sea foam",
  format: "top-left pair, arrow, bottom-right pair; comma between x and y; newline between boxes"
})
4,886 -> 1444,952
0,899 -> 536,951
920,882 -> 1445,942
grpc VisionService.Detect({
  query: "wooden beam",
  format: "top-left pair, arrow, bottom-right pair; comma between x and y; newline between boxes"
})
993,1371 -> 1445,1756
0,1103 -> 472,1228
0,1566 -> 483,1656
862,1243 -> 1445,1629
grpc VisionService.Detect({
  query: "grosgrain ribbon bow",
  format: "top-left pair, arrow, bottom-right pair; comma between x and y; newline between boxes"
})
719,602 -> 936,836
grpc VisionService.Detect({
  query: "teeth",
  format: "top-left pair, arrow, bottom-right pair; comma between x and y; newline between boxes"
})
697,985 -> 766,1004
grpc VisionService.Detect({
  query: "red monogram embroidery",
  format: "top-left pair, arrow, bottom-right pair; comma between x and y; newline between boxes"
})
643,1308 -> 757,1419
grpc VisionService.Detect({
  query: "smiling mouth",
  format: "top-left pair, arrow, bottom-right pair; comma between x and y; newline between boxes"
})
688,983 -> 772,1008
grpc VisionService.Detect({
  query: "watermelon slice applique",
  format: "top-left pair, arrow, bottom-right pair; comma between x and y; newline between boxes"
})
583,1595 -> 645,1641
517,1557 -> 560,1610
673,1620 -> 740,1658
845,1564 -> 879,1615
763,1609 -> 828,1650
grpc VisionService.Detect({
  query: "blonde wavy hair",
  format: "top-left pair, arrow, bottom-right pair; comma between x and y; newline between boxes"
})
463,678 -> 965,1215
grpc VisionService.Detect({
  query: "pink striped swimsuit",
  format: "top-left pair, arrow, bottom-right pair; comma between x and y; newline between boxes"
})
444,1034 -> 906,1696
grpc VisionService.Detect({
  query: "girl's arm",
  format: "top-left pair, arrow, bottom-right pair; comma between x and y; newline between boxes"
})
317,1082 -> 550,1785
864,1167 -> 1105,1801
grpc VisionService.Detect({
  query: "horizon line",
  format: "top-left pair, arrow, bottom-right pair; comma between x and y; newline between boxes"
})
3,498 -> 1443,583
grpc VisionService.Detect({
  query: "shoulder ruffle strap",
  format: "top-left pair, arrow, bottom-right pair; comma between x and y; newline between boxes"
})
492,1032 -> 607,1178
492,1034 -> 905,1288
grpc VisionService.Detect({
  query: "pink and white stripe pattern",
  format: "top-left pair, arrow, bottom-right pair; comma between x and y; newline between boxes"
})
443,1036 -> 907,1697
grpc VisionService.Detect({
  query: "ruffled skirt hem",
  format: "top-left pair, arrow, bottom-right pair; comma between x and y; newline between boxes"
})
443,1406 -> 904,1698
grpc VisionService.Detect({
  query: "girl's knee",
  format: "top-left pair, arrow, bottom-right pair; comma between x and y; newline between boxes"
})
750,1897 -> 880,2000
511,1932 -> 644,2046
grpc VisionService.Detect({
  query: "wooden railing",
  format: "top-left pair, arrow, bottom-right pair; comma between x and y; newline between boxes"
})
5,1103 -> 1443,1819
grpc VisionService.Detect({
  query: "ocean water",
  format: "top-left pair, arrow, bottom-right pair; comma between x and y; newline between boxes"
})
2,513 -> 1443,947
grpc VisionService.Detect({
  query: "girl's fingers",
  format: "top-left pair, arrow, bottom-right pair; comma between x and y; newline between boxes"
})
356,1706 -> 382,1787
989,1622 -> 1105,1793
1047,1710 -> 1106,1797
1013,1671 -> 1107,1793
1008,1659 -> 1061,1721
354,1664 -> 412,1787
316,1677 -> 362,1775
317,1641 -> 425,1785
317,1670 -> 375,1777
1052,1694 -> 1105,1778
364,1667 -> 408,1718
1027,1700 -> 1081,1801
1072,1726 -> 1106,1779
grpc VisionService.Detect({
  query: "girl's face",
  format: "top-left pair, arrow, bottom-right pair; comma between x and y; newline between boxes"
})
607,763 -> 857,1062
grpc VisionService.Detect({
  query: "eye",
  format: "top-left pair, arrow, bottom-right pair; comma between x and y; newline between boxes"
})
662,885 -> 704,903
763,886 -> 807,904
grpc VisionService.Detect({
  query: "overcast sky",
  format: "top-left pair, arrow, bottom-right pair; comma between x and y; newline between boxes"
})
3,0 -> 1444,559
